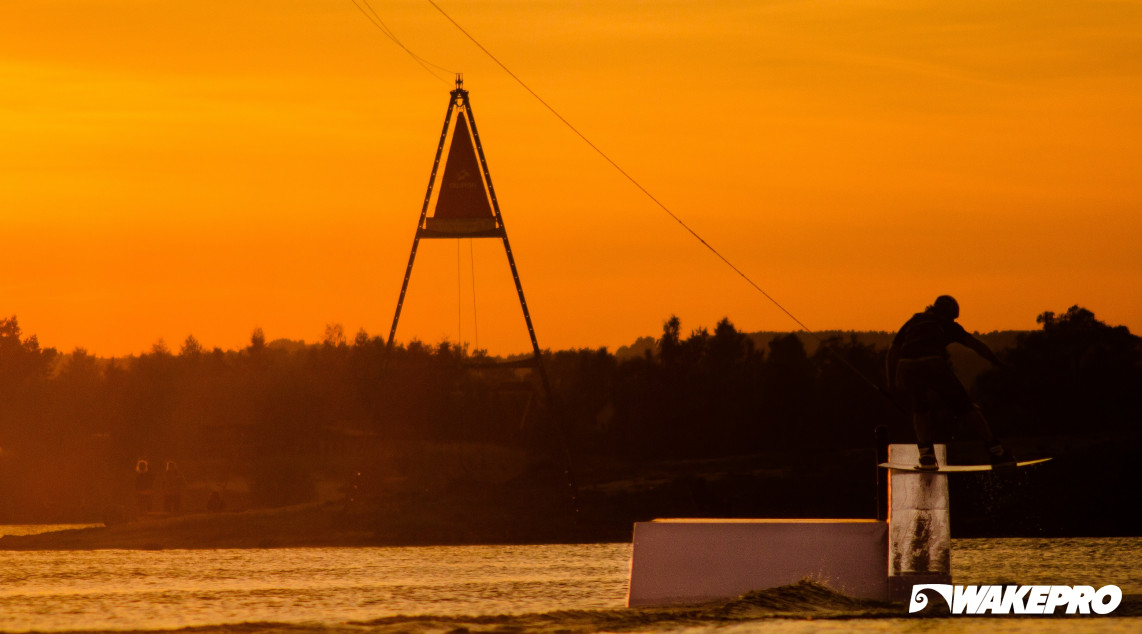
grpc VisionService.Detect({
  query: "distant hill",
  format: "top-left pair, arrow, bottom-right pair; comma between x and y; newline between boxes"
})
614,328 -> 1029,388
616,329 -> 1027,360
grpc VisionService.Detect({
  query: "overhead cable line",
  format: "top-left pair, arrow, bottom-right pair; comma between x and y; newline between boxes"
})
425,0 -> 895,402
350,0 -> 454,84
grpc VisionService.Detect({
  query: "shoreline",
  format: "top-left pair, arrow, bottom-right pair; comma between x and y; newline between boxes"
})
0,497 -> 632,551
4,444 -> 1139,551
4,505 -> 1141,552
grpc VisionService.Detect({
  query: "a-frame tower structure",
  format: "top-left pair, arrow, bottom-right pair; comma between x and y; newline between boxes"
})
387,75 -> 554,401
387,76 -> 578,508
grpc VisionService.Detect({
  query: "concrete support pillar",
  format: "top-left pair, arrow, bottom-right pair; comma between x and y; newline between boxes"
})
886,443 -> 952,600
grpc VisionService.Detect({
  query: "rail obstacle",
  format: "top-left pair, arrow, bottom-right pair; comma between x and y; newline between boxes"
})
627,444 -> 951,606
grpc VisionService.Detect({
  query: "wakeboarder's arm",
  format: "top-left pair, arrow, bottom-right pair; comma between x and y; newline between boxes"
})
962,333 -> 1001,366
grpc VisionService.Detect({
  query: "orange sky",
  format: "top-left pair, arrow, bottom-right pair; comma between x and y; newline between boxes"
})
2,1 -> 1141,357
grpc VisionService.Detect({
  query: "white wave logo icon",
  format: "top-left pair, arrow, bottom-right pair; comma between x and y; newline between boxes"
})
909,584 -> 953,613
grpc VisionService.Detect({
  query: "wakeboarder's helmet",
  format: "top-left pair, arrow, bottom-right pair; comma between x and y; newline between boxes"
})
933,295 -> 960,319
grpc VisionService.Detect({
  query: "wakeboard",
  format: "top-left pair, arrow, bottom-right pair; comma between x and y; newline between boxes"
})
877,457 -> 1052,472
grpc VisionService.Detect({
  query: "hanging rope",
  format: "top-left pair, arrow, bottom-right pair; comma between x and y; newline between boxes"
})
470,239 -> 480,352
457,239 -> 464,347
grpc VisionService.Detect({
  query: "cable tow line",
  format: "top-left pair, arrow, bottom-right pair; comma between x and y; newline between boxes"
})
350,0 -> 455,84
425,0 -> 901,411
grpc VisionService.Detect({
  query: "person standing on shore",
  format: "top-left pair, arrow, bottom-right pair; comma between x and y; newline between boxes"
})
134,460 -> 155,513
886,295 -> 1016,470
161,460 -> 186,513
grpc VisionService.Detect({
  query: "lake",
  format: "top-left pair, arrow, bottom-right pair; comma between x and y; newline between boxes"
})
0,527 -> 1138,632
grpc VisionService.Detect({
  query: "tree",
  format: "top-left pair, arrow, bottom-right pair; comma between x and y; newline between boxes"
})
759,334 -> 814,447
180,335 -> 203,357
0,315 -> 58,383
248,327 -> 266,354
0,316 -> 59,445
323,323 -> 346,348
978,306 -> 1142,435
708,317 -> 751,371
353,328 -> 370,348
658,315 -> 682,365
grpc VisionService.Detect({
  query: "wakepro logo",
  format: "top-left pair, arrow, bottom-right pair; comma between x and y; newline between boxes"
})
909,584 -> 1122,615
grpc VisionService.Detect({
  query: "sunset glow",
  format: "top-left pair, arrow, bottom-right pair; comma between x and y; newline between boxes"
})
3,1 -> 1140,356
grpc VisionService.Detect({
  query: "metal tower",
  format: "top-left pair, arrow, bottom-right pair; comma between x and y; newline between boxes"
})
386,76 -> 578,511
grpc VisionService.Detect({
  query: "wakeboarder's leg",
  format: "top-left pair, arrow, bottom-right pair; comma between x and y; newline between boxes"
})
914,412 -> 938,470
965,406 -> 1016,468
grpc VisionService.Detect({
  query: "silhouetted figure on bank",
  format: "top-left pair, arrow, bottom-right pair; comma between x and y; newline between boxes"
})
134,460 -> 155,513
161,461 -> 186,513
206,488 -> 225,512
887,295 -> 1015,470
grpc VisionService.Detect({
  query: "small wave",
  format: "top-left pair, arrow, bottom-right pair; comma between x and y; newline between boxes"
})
77,582 -> 889,633
721,579 -> 897,618
345,581 -> 897,633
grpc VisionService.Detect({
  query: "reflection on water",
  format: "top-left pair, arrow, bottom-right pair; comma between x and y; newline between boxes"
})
954,537 -> 1142,591
0,543 -> 629,631
0,537 -> 1138,633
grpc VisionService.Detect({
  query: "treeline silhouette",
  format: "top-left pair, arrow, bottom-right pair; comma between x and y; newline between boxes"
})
0,306 -> 1139,535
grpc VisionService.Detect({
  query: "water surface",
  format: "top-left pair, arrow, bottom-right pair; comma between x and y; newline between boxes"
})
0,534 -> 1137,633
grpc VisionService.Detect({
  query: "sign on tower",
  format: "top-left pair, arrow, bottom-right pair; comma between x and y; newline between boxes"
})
426,114 -> 497,234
